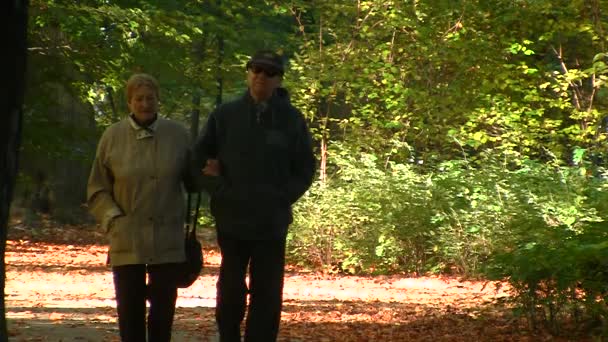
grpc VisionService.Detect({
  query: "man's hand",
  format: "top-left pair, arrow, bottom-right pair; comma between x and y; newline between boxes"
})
203,159 -> 220,176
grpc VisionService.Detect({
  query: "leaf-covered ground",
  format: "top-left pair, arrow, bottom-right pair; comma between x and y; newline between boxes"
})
5,223 -> 583,341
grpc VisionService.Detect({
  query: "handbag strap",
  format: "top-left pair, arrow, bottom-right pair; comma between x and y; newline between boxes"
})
186,192 -> 202,235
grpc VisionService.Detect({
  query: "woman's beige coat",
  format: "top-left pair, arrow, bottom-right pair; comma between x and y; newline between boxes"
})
87,116 -> 191,266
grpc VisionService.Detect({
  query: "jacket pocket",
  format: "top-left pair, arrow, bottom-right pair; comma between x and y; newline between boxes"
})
108,215 -> 132,253
156,216 -> 184,254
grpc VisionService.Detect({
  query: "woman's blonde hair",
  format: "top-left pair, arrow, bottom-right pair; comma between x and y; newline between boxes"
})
126,73 -> 160,102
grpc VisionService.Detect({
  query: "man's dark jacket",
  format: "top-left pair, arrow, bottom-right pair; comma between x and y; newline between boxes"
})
192,88 -> 316,239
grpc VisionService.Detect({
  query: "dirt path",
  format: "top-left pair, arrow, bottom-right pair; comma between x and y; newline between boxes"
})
4,225 -> 571,341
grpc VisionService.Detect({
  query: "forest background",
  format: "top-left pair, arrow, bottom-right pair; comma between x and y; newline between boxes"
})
8,0 -> 608,338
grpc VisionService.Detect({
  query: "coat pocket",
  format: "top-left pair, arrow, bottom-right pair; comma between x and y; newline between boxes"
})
156,216 -> 185,255
108,215 -> 132,253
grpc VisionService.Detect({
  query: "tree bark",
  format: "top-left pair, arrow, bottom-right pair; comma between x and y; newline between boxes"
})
190,35 -> 207,138
216,0 -> 224,107
0,1 -> 28,340
216,36 -> 224,107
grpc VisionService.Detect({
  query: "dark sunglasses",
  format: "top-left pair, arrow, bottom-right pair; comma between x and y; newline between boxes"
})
249,65 -> 281,77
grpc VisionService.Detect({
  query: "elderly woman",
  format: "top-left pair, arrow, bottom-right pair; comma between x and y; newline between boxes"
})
87,73 -> 195,342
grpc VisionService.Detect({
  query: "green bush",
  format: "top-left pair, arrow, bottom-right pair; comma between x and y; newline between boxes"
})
289,143 -> 434,274
482,161 -> 608,336
288,147 -> 608,336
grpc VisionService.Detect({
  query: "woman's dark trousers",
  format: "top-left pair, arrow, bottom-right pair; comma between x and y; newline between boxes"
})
112,263 -> 178,342
216,232 -> 287,342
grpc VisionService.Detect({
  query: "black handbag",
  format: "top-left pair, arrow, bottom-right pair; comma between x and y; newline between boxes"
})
174,193 -> 203,288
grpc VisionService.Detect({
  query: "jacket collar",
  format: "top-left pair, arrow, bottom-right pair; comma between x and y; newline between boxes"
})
242,87 -> 290,107
128,114 -> 159,140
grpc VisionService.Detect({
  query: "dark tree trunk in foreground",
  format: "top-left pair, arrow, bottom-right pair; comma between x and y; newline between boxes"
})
0,1 -> 28,340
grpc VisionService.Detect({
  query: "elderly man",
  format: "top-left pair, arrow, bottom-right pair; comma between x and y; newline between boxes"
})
193,50 -> 316,341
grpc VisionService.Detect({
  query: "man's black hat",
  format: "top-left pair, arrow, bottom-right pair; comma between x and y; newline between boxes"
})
246,50 -> 285,75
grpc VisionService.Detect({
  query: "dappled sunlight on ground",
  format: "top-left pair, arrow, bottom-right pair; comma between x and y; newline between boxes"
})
4,225 -> 583,341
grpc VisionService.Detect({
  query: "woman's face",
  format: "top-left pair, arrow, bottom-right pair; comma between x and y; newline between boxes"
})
128,85 -> 158,123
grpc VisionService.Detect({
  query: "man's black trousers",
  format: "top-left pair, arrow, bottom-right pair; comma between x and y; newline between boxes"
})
216,231 -> 287,342
112,263 -> 178,342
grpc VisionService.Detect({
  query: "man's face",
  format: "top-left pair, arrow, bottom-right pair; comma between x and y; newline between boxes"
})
128,85 -> 158,123
247,64 -> 282,102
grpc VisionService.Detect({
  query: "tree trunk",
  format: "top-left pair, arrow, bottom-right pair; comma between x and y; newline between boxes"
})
216,35 -> 224,107
0,1 -> 28,340
190,34 -> 208,137
319,137 -> 327,183
216,0 -> 224,107
191,92 -> 202,138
